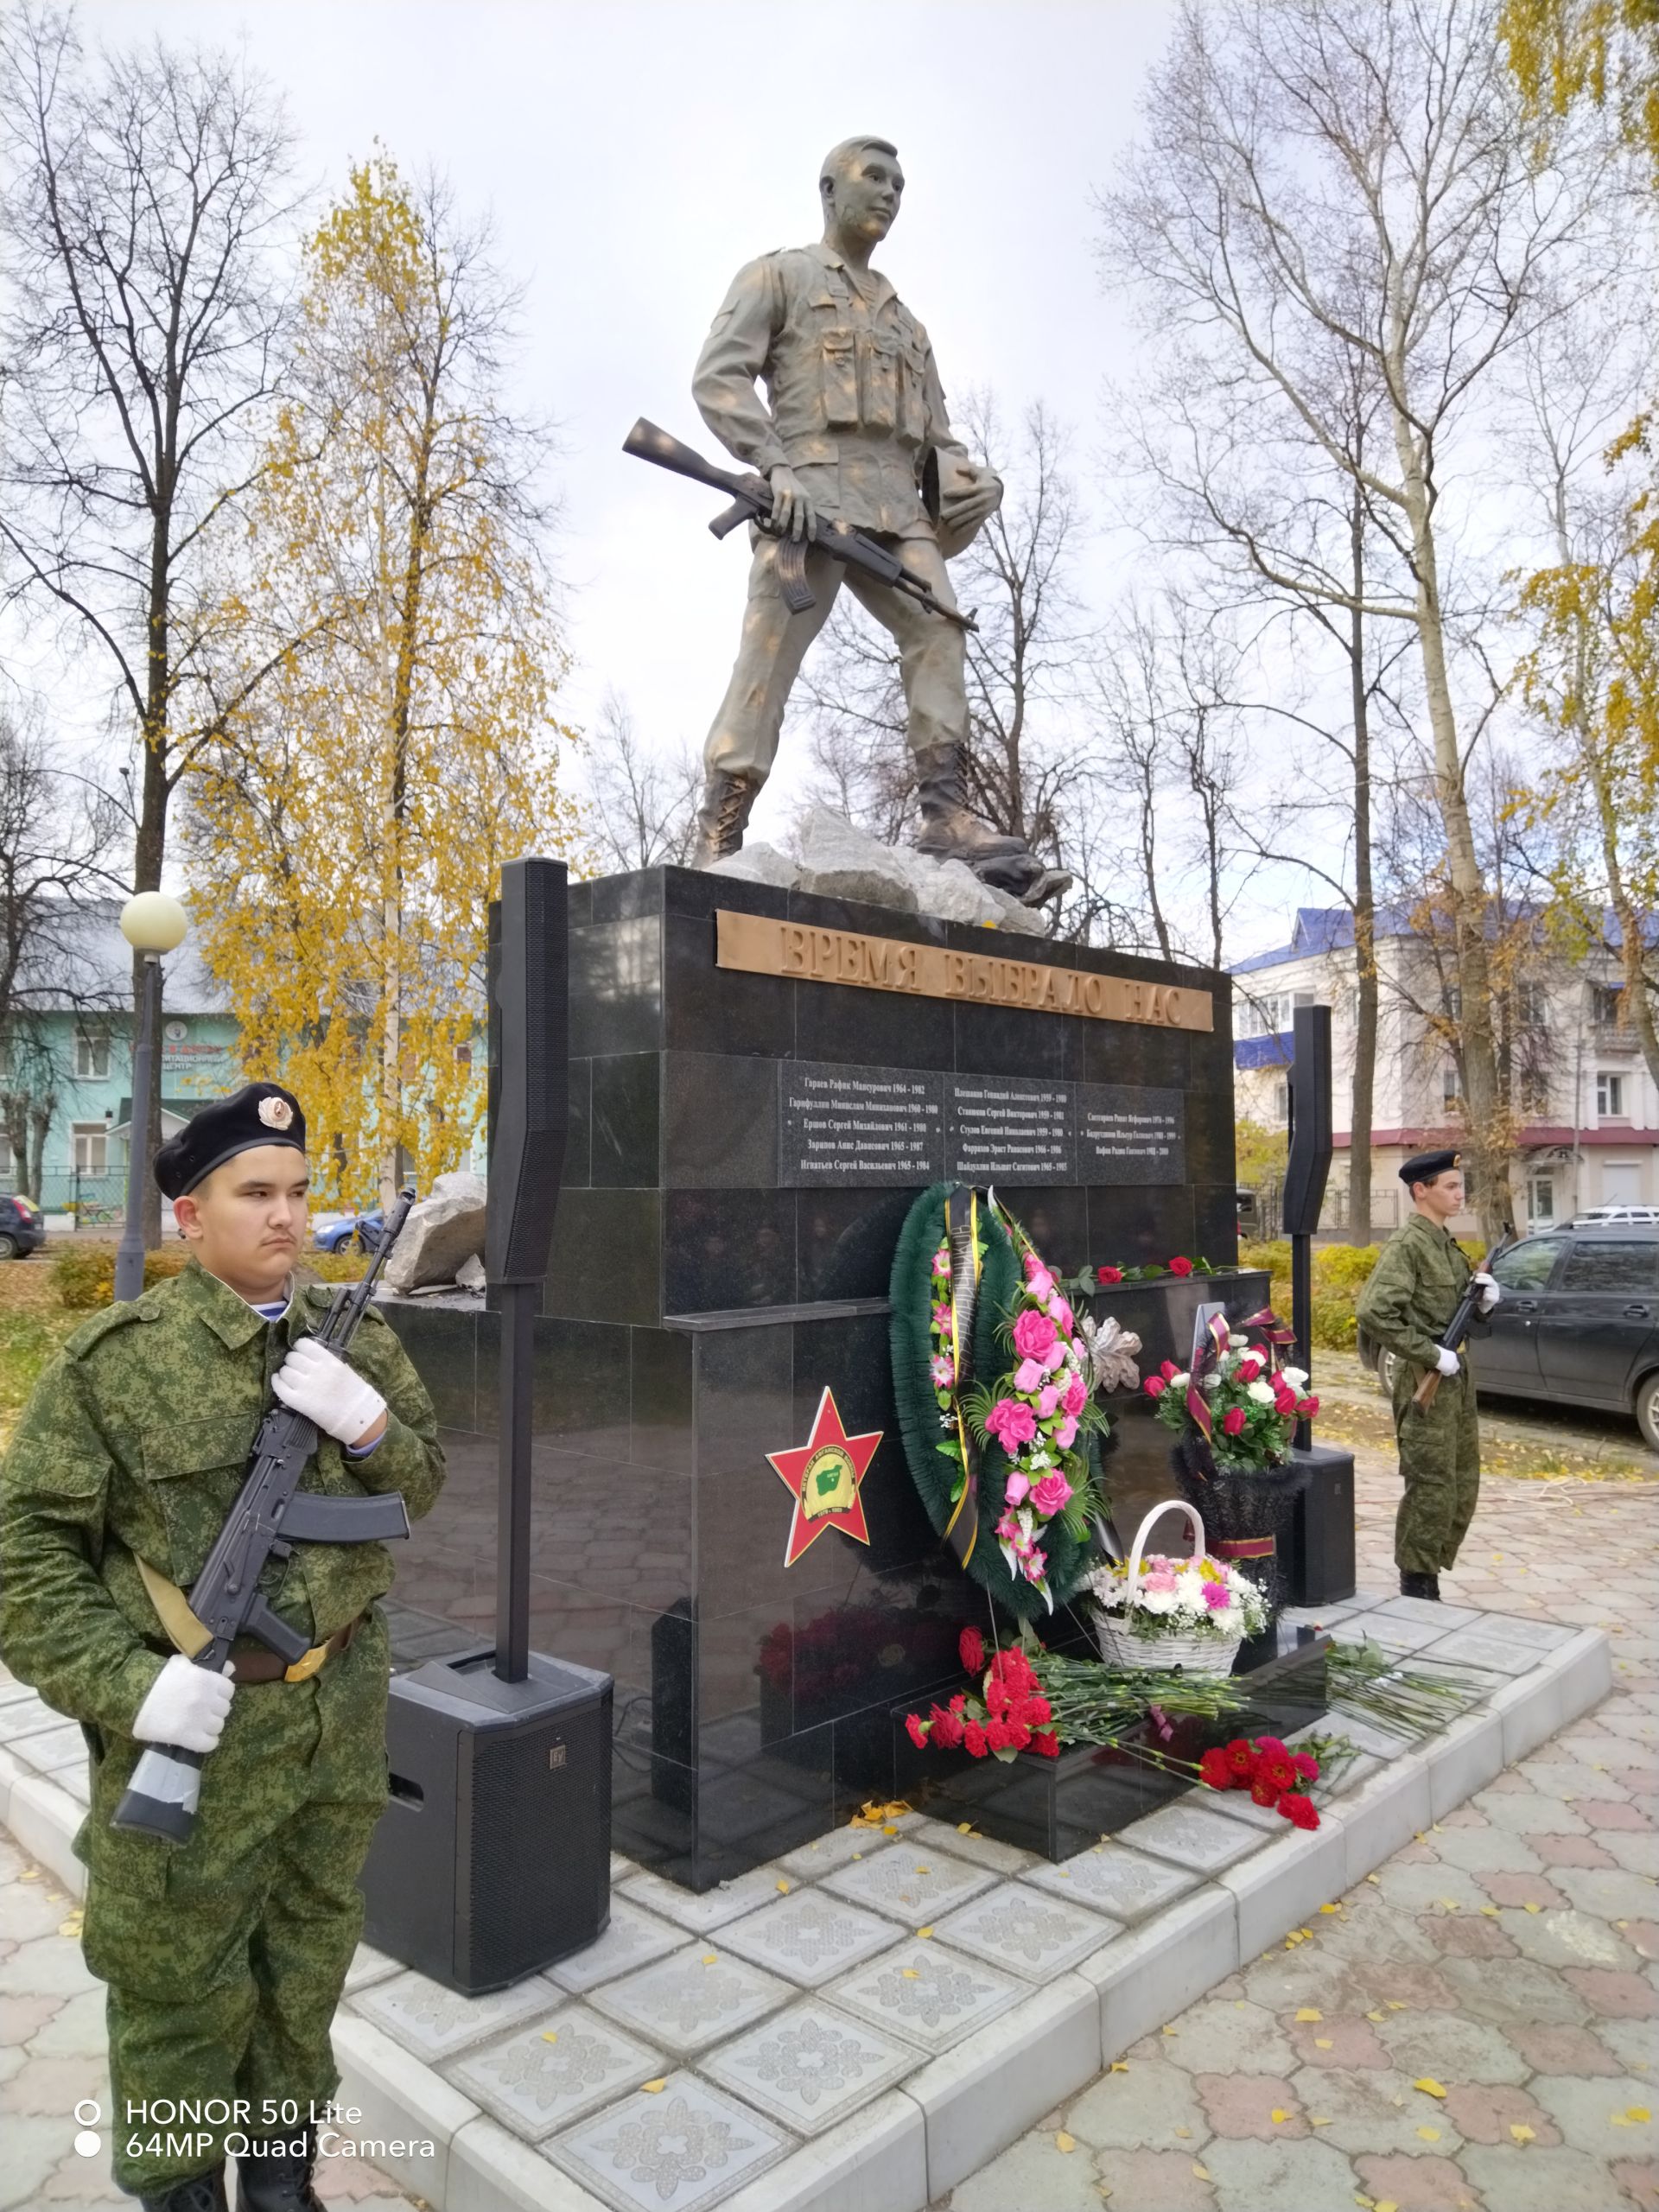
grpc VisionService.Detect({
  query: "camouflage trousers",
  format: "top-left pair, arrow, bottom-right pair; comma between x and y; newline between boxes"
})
1389,1360 -> 1481,1576
77,1611 -> 390,2196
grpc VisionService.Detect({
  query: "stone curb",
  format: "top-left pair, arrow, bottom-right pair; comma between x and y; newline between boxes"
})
0,1629 -> 1611,2212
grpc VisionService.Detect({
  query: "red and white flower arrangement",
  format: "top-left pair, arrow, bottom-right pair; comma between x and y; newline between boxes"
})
1198,1732 -> 1321,1828
904,1627 -> 1062,1762
1143,1322 -> 1319,1473
937,1239 -> 1108,1609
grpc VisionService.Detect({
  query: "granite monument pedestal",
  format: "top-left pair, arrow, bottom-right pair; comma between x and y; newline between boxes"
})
381,866 -> 1291,1889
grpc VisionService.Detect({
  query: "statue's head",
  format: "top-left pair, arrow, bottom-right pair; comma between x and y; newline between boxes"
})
819,137 -> 904,247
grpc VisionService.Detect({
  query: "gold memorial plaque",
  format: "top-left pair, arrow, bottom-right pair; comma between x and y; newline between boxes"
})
715,911 -> 1214,1032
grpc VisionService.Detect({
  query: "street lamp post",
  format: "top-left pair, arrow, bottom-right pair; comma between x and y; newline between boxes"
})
113,893 -> 189,1305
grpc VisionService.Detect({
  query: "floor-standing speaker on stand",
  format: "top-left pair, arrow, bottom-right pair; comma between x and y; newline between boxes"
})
360,858 -> 613,1993
1281,1004 -> 1357,1605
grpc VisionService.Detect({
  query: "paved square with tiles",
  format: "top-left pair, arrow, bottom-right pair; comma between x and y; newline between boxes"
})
0,1447 -> 1651,2212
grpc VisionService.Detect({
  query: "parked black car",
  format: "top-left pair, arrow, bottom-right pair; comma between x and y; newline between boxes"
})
0,1193 -> 47,1259
1369,1224 -> 1659,1450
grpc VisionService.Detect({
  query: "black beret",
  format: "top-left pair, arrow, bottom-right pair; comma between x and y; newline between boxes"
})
1400,1147 -> 1460,1187
154,1082 -> 307,1199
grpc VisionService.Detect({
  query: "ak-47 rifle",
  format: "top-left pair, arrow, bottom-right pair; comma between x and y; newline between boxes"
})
113,1187 -> 420,1843
622,417 -> 979,634
1413,1230 -> 1517,1411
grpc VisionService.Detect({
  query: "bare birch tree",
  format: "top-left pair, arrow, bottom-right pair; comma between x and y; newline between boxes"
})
1098,0 -> 1611,1238
0,6 -> 296,1236
582,691 -> 702,873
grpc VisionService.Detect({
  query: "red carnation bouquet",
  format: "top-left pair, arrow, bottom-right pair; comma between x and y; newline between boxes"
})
903,1626 -> 1062,1763
1198,1732 -> 1320,1828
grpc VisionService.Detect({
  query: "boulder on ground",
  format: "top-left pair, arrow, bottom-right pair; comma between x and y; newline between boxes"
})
383,1170 -> 486,1292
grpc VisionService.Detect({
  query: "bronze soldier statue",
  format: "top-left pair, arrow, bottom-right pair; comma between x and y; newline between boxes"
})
0,1084 -> 444,2212
689,135 -> 1058,902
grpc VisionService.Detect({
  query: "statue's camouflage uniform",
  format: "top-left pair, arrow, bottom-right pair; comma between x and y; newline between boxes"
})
1355,1214 -> 1481,1577
0,1259 -> 443,2196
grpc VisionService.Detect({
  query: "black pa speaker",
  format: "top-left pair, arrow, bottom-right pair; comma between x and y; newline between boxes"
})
1290,1442 -> 1357,1605
360,1652 -> 613,1994
486,857 -> 569,1286
1281,1004 -> 1333,1237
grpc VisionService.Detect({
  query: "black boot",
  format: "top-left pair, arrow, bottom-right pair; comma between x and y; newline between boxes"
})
1399,1570 -> 1440,1601
237,2126 -> 324,2212
140,2172 -> 227,2212
691,769 -> 765,865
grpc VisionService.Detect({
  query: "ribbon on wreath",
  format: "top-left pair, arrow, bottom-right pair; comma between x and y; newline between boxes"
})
1238,1307 -> 1297,1369
1184,1306 -> 1232,1444
941,1185 -> 982,1568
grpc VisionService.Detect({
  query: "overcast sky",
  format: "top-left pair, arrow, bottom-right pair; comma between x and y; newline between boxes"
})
70,10 -> 1170,768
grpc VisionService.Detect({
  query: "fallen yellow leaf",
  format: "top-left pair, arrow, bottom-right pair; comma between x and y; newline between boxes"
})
1315,2038 -> 1334,2050
1385,2000 -> 1406,2012
1510,2123 -> 1535,2143
915,1865 -> 931,1875
1418,2126 -> 1441,2142
541,2031 -> 559,2044
1110,2060 -> 1128,2073
1612,2107 -> 1651,2125
957,1821 -> 972,1833
641,2079 -> 667,2094
902,1968 -> 919,1980
20,1870 -> 38,1881
1414,2077 -> 1448,2099
1192,2164 -> 1211,2181
1479,1905 -> 1500,1916
1523,1902 -> 1541,1914
1367,2010 -> 1386,2023
702,1954 -> 717,1966
1320,1903 -> 1342,1914
776,1879 -> 791,1893
1056,2131 -> 1076,2152
917,1925 -> 934,1939
1376,2201 -> 1401,2212
1174,2126 -> 1191,2139
1312,2115 -> 1332,2126
1296,2007 -> 1323,2022
1270,2107 -> 1291,2123
1161,2024 -> 1179,2037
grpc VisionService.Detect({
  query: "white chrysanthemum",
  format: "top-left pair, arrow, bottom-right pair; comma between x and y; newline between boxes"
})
1247,1379 -> 1276,1406
1138,1587 -> 1178,1616
1174,1572 -> 1205,1609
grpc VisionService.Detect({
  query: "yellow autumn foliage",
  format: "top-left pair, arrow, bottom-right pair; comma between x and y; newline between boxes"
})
186,156 -> 589,1205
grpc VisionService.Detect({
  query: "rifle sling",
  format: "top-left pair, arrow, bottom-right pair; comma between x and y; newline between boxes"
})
135,1554 -> 346,1684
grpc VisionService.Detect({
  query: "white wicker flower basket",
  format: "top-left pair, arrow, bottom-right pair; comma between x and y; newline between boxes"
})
1090,1500 -> 1248,1679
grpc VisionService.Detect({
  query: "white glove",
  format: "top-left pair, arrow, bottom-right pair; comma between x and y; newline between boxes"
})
270,1337 -> 386,1446
133,1653 -> 235,1754
1434,1345 -> 1461,1377
1473,1270 -> 1501,1312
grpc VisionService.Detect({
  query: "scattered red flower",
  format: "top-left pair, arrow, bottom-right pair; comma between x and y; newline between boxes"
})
958,1625 -> 985,1673
905,1712 -> 929,1749
1168,1255 -> 1194,1277
1096,1265 -> 1123,1285
1199,1731 -> 1321,1829
1144,1375 -> 1167,1398
1031,1729 -> 1060,1758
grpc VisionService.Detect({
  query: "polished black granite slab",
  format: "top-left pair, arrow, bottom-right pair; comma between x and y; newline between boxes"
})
380,867 -> 1258,1889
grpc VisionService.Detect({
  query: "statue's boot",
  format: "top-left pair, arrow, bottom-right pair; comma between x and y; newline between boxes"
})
140,2171 -> 228,2212
913,747 -> 1073,906
912,743 -> 1027,873
238,2127 -> 325,2212
691,769 -> 765,865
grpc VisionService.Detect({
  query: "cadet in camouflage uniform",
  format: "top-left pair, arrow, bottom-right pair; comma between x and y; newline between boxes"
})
1355,1148 -> 1500,1599
0,1084 -> 443,2212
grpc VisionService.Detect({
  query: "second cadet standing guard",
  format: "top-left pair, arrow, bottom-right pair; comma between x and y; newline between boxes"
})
1356,1149 -> 1502,1599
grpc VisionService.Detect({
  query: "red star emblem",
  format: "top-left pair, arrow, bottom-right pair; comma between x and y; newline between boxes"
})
766,1386 -> 883,1568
